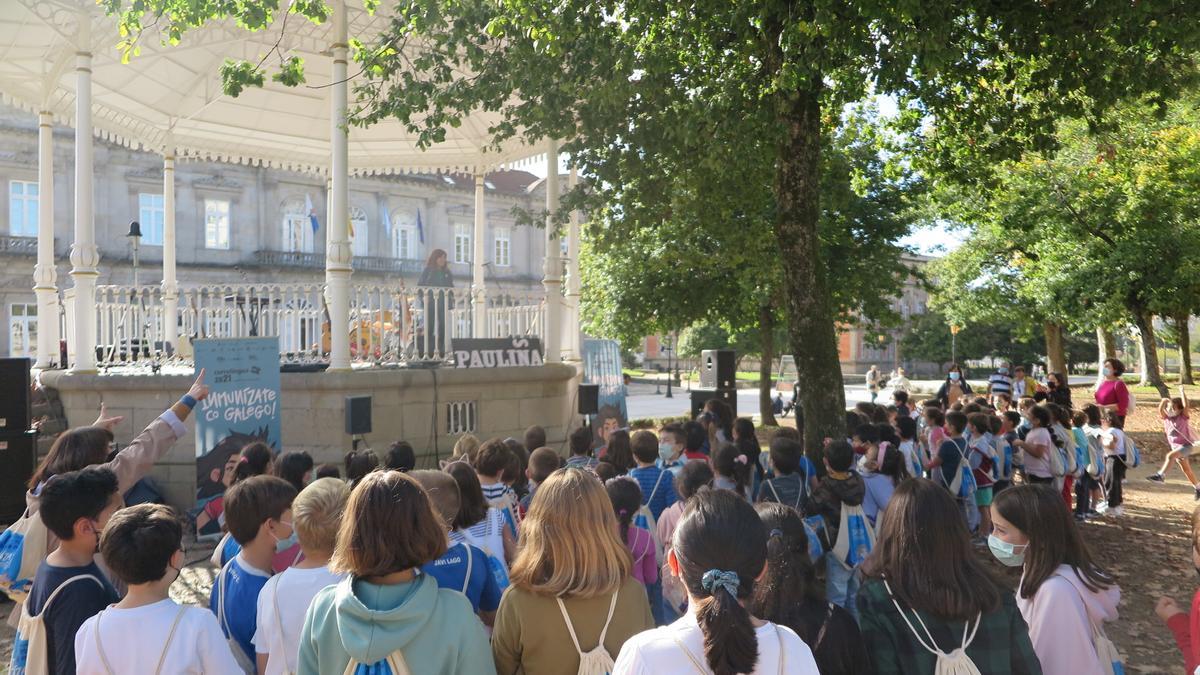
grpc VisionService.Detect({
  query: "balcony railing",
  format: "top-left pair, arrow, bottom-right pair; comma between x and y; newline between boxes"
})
88,282 -> 544,369
0,234 -> 38,255
254,249 -> 426,275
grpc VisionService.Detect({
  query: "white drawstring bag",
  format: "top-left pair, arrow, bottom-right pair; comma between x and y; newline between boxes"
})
885,579 -> 982,675
557,592 -> 619,675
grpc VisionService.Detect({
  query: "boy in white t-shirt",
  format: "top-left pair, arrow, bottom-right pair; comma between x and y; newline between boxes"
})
253,477 -> 349,675
75,504 -> 242,674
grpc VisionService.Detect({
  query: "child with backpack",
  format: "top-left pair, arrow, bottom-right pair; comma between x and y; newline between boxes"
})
857,479 -> 1042,674
253,478 -> 349,675
299,471 -> 495,674
711,442 -> 753,500
612,489 -> 820,674
1148,387 -> 1200,500
628,430 -> 674,625
492,469 -> 653,674
446,462 -> 516,591
566,426 -> 601,470
412,470 -> 502,627
968,413 -> 997,537
606,478 -> 658,591
756,437 -> 817,507
473,439 -> 521,537
896,416 -> 923,480
991,485 -> 1122,675
990,414 -> 1013,494
209,475 -> 298,672
1099,409 -> 1130,517
1156,504 -> 1200,673
806,440 -> 869,619
924,410 -> 978,531
74,504 -> 242,674
1012,405 -> 1055,486
11,468 -> 122,675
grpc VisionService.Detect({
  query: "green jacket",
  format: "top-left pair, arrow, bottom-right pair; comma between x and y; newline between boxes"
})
857,577 -> 1042,675
299,573 -> 496,675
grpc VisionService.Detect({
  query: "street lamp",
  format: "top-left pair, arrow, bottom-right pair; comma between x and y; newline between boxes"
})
950,324 -> 961,365
664,334 -> 674,399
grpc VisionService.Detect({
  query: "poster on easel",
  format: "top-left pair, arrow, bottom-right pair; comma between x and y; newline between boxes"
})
582,339 -> 629,450
192,337 -> 281,538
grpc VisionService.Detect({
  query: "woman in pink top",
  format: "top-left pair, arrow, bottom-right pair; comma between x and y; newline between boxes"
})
1094,358 -> 1131,428
606,478 -> 658,586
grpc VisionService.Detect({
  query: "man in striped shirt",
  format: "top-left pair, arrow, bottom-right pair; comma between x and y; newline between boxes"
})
988,362 -> 1013,398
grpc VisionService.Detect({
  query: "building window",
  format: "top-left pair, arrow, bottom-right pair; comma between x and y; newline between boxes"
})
138,193 -> 165,245
204,199 -> 231,250
9,181 -> 37,236
454,223 -> 472,264
493,227 -> 511,267
8,303 -> 36,358
393,223 -> 416,260
281,199 -> 313,254
350,207 -> 369,258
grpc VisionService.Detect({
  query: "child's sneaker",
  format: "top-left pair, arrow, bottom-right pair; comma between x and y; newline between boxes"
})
1106,505 -> 1124,517
1194,485 -> 1200,501
1147,473 -> 1165,483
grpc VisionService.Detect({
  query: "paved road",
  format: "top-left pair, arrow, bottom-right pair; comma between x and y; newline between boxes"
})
625,374 -> 1098,421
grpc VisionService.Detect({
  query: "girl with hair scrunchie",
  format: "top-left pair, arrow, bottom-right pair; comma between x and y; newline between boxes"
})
613,490 -> 820,674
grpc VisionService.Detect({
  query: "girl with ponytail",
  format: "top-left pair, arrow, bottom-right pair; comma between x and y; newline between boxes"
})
613,489 -> 819,674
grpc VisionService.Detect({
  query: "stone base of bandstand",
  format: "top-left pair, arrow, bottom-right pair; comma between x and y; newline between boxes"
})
39,363 -> 581,513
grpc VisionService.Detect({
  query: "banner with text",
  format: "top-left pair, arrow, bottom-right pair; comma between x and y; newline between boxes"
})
582,339 -> 628,448
193,337 -> 281,537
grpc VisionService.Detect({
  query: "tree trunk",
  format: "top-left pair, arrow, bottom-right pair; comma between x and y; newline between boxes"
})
1177,313 -> 1194,385
1134,310 -> 1170,398
774,85 -> 844,469
1043,321 -> 1067,376
1095,326 -> 1116,389
759,305 -> 778,427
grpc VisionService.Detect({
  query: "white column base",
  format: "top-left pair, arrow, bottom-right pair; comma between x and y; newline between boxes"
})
33,285 -> 59,368
69,272 -> 98,372
472,286 -> 488,338
163,291 -> 179,354
326,268 -> 352,371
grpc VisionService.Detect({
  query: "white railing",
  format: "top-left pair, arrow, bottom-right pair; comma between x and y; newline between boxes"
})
91,283 -> 543,368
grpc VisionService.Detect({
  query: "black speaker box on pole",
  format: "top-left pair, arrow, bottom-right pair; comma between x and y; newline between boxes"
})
699,350 -> 737,389
345,396 -> 373,436
0,357 -> 32,433
0,432 -> 36,523
578,384 -> 600,416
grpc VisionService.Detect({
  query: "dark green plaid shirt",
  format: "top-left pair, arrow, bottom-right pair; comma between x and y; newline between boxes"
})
857,578 -> 1043,675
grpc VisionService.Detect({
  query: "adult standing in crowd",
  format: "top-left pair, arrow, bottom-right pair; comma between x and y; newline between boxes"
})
1045,372 -> 1072,408
988,362 -> 1014,400
887,367 -> 912,394
1011,365 -> 1040,401
1095,358 -> 1131,428
867,365 -> 882,404
936,363 -> 973,408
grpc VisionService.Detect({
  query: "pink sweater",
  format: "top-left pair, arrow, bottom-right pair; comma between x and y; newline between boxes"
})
626,526 -> 658,586
1095,380 -> 1130,416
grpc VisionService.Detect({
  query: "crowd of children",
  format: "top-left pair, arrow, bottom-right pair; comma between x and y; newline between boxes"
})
9,362 -> 1200,674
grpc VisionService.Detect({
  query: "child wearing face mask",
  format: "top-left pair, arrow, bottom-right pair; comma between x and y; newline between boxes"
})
656,423 -> 687,475
75,504 -> 243,674
991,485 -> 1121,675
1148,387 -> 1200,499
1156,504 -> 1200,674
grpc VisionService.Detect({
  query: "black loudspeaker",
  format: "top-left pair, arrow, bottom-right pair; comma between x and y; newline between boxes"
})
345,396 -> 372,435
0,432 -> 36,522
578,384 -> 600,416
0,358 -> 32,433
690,388 -> 738,419
699,350 -> 737,389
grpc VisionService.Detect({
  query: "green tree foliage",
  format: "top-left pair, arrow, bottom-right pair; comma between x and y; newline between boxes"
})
901,310 -> 1042,370
105,0 -> 1200,451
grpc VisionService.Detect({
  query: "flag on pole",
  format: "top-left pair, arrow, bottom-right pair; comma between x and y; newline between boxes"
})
382,207 -> 392,240
305,194 -> 319,234
416,208 -> 425,244
347,209 -> 355,239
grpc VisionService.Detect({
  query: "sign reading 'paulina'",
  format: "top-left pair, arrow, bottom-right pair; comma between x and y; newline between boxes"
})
453,337 -> 544,368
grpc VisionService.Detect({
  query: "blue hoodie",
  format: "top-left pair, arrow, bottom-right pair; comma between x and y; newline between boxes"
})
298,573 -> 495,675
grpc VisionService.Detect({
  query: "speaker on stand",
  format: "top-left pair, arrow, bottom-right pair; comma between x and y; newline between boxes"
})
578,384 -> 600,416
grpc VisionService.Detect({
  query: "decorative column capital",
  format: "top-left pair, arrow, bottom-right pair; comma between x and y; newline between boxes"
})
33,263 -> 57,288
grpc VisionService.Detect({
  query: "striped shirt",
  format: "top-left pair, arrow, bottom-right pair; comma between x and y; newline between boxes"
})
629,466 -> 677,520
565,455 -> 599,470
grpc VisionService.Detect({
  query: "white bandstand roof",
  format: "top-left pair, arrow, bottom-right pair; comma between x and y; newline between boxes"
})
0,0 -> 544,175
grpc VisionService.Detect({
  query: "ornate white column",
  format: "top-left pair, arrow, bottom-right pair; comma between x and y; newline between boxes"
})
161,149 -> 179,351
33,112 -> 58,368
564,166 -> 581,361
325,1 -> 352,371
69,16 -> 99,373
471,172 -> 487,337
542,140 -> 563,363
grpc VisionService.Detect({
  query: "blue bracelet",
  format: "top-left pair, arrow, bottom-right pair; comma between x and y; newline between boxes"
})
180,394 -> 197,410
